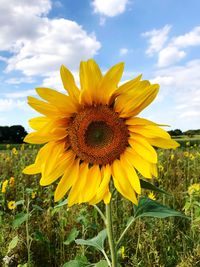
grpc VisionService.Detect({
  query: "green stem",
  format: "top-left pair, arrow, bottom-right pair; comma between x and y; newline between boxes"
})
93,204 -> 106,224
106,202 -> 118,267
116,216 -> 135,249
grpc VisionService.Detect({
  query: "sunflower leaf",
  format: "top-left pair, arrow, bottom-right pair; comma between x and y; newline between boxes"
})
134,197 -> 188,219
94,260 -> 109,267
63,228 -> 79,245
75,229 -> 107,252
12,212 -> 29,228
62,256 -> 89,267
140,179 -> 170,195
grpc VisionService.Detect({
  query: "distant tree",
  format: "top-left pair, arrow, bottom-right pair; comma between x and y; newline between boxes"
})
0,125 -> 27,143
9,125 -> 27,143
168,129 -> 183,136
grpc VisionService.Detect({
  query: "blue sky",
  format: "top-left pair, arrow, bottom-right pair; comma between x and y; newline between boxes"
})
0,0 -> 200,131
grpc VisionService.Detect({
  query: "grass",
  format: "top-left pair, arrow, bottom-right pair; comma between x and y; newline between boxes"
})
0,142 -> 200,267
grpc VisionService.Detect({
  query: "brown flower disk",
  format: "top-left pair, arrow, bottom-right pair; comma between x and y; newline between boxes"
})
68,105 -> 128,165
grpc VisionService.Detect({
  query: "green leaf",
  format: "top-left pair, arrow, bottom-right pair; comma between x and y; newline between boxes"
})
75,229 -> 107,251
15,200 -> 25,206
63,256 -> 89,267
54,199 -> 68,209
140,179 -> 169,195
12,212 -> 29,228
34,230 -> 46,242
63,228 -> 79,245
95,260 -> 109,267
134,197 -> 188,219
32,204 -> 43,211
7,235 -> 19,253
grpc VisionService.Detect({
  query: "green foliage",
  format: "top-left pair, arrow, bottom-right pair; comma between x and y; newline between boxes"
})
75,229 -> 107,252
0,143 -> 200,266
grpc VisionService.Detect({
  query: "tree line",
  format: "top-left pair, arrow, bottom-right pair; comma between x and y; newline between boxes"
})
0,125 -> 27,144
168,129 -> 200,137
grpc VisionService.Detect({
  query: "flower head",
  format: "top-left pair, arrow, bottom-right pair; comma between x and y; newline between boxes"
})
9,177 -> 15,187
1,180 -> 8,193
12,147 -> 18,155
188,183 -> 200,195
8,201 -> 16,210
31,192 -> 37,199
148,191 -> 156,200
23,59 -> 179,206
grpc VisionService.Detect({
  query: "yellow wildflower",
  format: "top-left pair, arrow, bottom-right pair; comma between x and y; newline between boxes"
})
31,192 -> 37,199
188,183 -> 200,195
1,180 -> 8,193
20,144 -> 25,151
189,154 -> 195,160
8,201 -> 16,210
148,192 -> 156,200
120,246 -> 126,259
9,177 -> 15,187
170,154 -> 174,160
183,151 -> 189,157
5,157 -> 10,162
12,147 -> 18,155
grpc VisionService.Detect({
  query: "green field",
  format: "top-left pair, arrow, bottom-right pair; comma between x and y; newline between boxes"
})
0,142 -> 200,267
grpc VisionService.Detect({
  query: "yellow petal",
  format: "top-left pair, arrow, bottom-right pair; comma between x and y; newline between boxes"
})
120,155 -> 141,194
40,150 -> 75,186
36,87 -> 77,115
29,116 -> 50,131
126,117 -> 158,126
97,62 -> 124,105
54,159 -> 80,202
39,142 -> 66,185
24,126 -> 67,144
79,59 -> 102,105
27,96 -> 59,117
129,125 -> 171,139
23,163 -> 41,174
147,137 -> 180,149
115,83 -> 159,118
103,188 -> 111,204
68,162 -> 89,206
128,135 -> 157,163
112,160 -> 138,204
89,164 -> 111,205
82,165 -> 102,202
123,148 -> 153,178
114,74 -> 142,96
60,64 -> 80,102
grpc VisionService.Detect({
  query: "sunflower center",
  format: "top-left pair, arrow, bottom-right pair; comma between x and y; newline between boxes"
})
85,121 -> 114,147
68,105 -> 128,165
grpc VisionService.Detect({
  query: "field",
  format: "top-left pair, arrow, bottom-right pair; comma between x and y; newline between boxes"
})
0,140 -> 200,267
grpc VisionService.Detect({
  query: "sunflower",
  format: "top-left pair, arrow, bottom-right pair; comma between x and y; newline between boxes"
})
23,59 -> 179,206
8,201 -> 16,210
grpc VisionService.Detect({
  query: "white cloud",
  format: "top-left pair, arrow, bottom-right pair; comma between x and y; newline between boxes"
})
172,26 -> 200,47
0,98 -> 28,112
92,0 -> 129,17
152,59 -> 200,125
142,25 -> 171,56
5,77 -> 35,84
157,46 -> 186,67
144,25 -> 200,68
2,89 -> 36,98
0,0 -> 101,78
119,48 -> 129,56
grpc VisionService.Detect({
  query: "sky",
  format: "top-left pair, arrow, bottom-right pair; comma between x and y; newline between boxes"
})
0,0 -> 200,132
